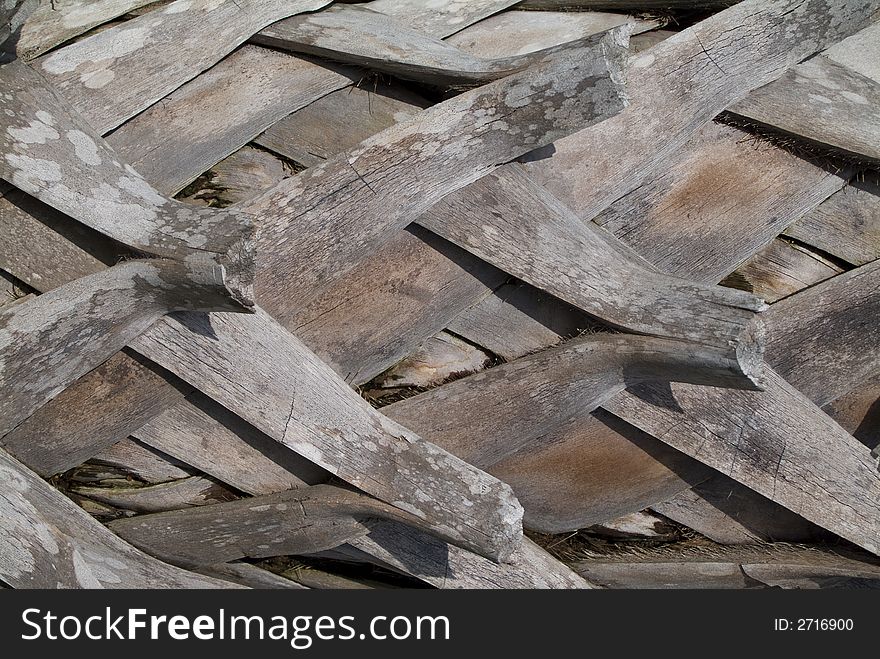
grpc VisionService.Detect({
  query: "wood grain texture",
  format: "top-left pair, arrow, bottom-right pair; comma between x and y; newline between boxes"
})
109,484 -> 438,567
32,0 -> 332,133
721,238 -> 843,303
518,0 -> 736,8
72,475 -> 237,513
0,259 -> 248,441
0,185 -> 117,292
106,45 -> 354,195
129,308 -> 524,562
0,446 -> 238,588
1,349 -> 192,476
15,0 -> 155,59
366,0 -> 521,37
254,4 -> 626,86
417,166 -> 767,386
573,544 -> 880,589
783,177 -> 880,266
91,438 -> 195,484
133,391 -> 328,495
248,29 -> 629,327
763,259 -> 880,407
727,55 -> 880,162
254,82 -> 427,169
0,60 -> 255,306
591,121 -> 849,283
446,10 -> 658,58
383,334 -> 775,470
523,0 -> 879,222
287,226 -> 506,385
651,474 -> 829,544
604,369 -> 880,556
375,330 -> 489,389
824,20 -> 880,83
190,146 -> 293,207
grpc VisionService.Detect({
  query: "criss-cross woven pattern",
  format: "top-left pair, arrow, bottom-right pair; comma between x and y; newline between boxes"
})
1,0 -> 879,589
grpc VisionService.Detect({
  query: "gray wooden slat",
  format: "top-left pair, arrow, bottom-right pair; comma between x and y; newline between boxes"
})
651,475 -> 830,545
783,177 -> 880,266
366,0 -> 521,37
129,308 -> 524,562
108,484 -> 439,567
0,446 -> 239,588
133,391 -> 328,494
32,0 -> 332,133
72,475 -> 237,513
446,9 -> 659,58
764,259 -> 880,407
523,0 -> 878,222
91,437 -> 195,484
727,55 -> 880,163
823,374 -> 880,452
382,334 -> 775,470
604,368 -> 880,556
15,0 -> 156,59
254,4 -> 627,86
247,29 -> 629,327
0,259 -> 247,441
417,166 -> 767,386
721,238 -> 843,303
1,350 -> 192,477
824,20 -> 880,84
106,45 -> 355,195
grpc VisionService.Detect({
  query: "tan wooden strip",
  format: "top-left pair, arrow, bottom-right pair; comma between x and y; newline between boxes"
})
1,350 -> 192,477
72,475 -> 237,513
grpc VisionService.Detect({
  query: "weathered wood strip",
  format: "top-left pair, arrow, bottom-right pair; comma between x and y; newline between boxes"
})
15,0 -> 156,60
763,259 -> 880,407
254,82 -> 427,169
32,0 -> 332,133
519,1 -> 734,8
417,166 -> 767,386
604,369 -> 880,556
573,544 -> 880,589
72,476 -> 237,514
91,438 -> 195,484
383,334 -> 774,470
490,410 -> 713,532
823,20 -> 880,83
344,525 -> 592,589
200,562 -> 307,590
375,330 -> 490,390
0,259 -> 248,441
125,389 -> 585,588
129,308 -> 524,562
446,10 -> 659,58
0,185 -> 118,292
133,391 -> 328,494
248,29 -> 629,327
1,60 -> 254,289
367,0 -> 521,37
183,146 -> 293,208
108,485 -> 435,568
0,446 -> 238,588
720,238 -> 843,303
651,474 -> 830,545
726,56 -> 880,163
1,349 -> 192,477
783,177 -> 880,266
591,121 -> 849,283
523,0 -> 878,221
106,46 -> 355,195
254,4 -> 629,87
288,226 -> 506,385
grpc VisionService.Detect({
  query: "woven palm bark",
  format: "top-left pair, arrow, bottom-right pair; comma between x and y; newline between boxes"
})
1,0 -> 879,589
